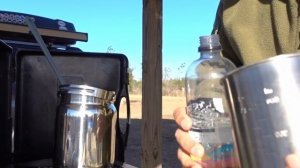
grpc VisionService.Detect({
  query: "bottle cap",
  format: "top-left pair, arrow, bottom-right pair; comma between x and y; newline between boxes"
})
198,34 -> 222,52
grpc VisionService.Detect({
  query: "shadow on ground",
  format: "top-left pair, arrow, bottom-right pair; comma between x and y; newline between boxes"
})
119,118 -> 180,168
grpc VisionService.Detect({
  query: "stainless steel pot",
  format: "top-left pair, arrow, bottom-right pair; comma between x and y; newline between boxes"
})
54,84 -> 117,168
222,53 -> 300,168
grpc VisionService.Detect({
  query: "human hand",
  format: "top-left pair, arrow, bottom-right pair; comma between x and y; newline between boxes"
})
173,107 -> 205,168
286,154 -> 300,168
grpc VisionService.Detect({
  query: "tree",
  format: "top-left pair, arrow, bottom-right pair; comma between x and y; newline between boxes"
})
128,67 -> 134,92
106,45 -> 115,53
162,64 -> 186,96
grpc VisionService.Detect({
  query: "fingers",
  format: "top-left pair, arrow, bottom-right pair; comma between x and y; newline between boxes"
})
177,148 -> 203,168
175,128 -> 205,161
174,107 -> 204,168
173,107 -> 192,131
286,154 -> 300,168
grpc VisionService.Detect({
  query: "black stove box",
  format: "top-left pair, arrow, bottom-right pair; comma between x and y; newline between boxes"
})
0,41 -> 130,166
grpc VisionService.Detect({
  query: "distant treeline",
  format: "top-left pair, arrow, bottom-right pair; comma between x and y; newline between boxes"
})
128,62 -> 186,96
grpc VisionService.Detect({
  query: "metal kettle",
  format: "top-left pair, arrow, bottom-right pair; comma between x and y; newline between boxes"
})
54,84 -> 117,168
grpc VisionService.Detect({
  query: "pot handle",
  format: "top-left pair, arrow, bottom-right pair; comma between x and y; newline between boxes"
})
114,84 -> 130,163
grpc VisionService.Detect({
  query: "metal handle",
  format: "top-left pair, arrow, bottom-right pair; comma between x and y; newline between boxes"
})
25,16 -> 65,85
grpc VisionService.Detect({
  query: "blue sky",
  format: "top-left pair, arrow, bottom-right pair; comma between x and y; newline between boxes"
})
2,1 -> 219,80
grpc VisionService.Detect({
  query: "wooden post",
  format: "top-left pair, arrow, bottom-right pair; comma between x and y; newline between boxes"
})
141,0 -> 162,167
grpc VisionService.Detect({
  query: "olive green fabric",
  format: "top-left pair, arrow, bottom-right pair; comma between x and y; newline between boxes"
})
215,0 -> 300,66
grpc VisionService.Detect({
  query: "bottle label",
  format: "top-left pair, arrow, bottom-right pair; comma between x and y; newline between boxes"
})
187,97 -> 226,132
187,97 -> 224,114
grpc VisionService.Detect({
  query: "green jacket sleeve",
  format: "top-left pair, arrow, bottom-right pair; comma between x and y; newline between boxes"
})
215,0 -> 300,66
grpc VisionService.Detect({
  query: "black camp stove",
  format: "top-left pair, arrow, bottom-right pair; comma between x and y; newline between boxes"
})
0,10 -> 131,167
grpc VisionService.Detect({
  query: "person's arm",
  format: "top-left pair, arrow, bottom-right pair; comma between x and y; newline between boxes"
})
173,107 -> 205,168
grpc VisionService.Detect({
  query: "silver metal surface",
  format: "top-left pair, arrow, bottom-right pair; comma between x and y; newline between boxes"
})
55,84 -> 117,168
59,84 -> 116,101
223,53 -> 300,168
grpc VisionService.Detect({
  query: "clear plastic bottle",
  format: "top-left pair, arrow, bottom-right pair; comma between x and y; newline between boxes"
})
185,34 -> 238,167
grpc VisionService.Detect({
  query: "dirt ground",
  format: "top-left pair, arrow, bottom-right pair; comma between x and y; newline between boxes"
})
118,95 -> 186,167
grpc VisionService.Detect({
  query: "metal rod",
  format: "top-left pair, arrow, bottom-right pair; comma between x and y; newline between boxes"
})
25,16 -> 65,85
